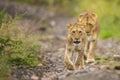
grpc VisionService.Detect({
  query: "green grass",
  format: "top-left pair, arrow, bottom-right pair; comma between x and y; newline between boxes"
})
95,55 -> 120,68
76,0 -> 120,39
99,15 -> 120,38
0,10 -> 41,79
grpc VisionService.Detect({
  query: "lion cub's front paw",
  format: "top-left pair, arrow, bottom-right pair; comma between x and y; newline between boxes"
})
75,65 -> 85,70
86,58 -> 95,64
66,64 -> 75,70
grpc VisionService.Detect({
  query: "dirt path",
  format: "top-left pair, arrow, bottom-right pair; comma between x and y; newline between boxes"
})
39,15 -> 120,80
3,1 -> 119,80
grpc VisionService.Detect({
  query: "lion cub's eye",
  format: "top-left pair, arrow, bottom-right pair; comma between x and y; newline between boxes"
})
72,31 -> 75,33
86,32 -> 90,35
79,31 -> 82,33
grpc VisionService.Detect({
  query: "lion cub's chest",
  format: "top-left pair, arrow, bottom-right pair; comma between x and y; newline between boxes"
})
70,44 -> 84,63
71,43 -> 84,51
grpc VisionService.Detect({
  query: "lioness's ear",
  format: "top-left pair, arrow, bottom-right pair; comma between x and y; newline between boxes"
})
77,15 -> 82,22
81,27 -> 85,31
91,13 -> 97,21
91,12 -> 97,18
67,23 -> 72,28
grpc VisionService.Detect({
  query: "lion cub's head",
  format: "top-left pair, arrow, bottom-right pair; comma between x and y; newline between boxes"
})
67,23 -> 87,45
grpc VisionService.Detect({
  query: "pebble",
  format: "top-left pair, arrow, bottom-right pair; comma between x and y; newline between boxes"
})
99,65 -> 110,70
114,66 -> 120,70
37,63 -> 43,67
41,78 -> 51,80
113,55 -> 120,61
50,21 -> 56,26
31,74 -> 39,80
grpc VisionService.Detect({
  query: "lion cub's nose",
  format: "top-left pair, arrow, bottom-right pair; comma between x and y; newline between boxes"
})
75,38 -> 79,40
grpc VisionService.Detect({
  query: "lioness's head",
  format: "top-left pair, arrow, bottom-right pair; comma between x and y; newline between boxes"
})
67,23 -> 86,45
77,11 -> 97,25
77,11 -> 97,41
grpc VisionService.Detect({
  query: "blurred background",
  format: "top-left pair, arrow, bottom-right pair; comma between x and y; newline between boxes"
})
1,0 -> 120,38
11,0 -> 120,38
0,0 -> 120,80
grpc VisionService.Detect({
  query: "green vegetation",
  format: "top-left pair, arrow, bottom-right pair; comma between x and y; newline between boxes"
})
0,10 -> 41,79
95,55 -> 120,69
78,0 -> 120,39
11,0 -> 120,39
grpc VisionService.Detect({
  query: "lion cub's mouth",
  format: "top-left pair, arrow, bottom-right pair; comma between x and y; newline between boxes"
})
73,40 -> 81,44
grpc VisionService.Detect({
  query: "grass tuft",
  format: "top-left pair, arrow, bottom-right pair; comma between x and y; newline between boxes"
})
0,10 -> 41,79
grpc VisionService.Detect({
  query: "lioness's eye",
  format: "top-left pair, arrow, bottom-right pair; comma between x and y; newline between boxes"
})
72,31 -> 75,33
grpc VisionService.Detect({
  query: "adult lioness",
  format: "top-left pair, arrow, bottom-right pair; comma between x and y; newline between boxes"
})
64,23 -> 87,70
77,11 -> 100,63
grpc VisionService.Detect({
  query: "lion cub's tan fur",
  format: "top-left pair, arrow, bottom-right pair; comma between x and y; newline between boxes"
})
77,11 -> 100,63
64,23 -> 87,70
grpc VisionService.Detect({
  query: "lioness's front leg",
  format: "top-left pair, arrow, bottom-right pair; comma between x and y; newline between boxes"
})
87,40 -> 97,63
75,50 -> 85,69
64,49 -> 75,70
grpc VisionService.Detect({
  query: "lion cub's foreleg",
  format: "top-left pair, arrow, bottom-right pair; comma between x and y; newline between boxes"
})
64,49 -> 75,70
75,50 -> 85,69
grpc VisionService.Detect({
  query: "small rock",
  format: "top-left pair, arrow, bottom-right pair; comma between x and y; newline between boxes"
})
114,66 -> 120,70
58,48 -> 65,52
74,69 -> 88,75
37,63 -> 43,67
59,74 -> 66,80
89,67 -> 98,72
50,21 -> 56,26
41,78 -> 51,80
65,71 -> 73,77
99,65 -> 110,70
113,55 -> 120,61
23,75 -> 29,80
51,75 -> 59,80
31,74 -> 39,80
62,70 -> 120,80
39,27 -> 46,32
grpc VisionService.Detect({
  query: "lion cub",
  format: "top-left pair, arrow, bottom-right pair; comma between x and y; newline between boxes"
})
64,23 -> 87,70
77,11 -> 100,63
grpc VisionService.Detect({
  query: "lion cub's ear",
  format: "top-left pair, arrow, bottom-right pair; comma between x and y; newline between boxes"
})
67,23 -> 72,28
